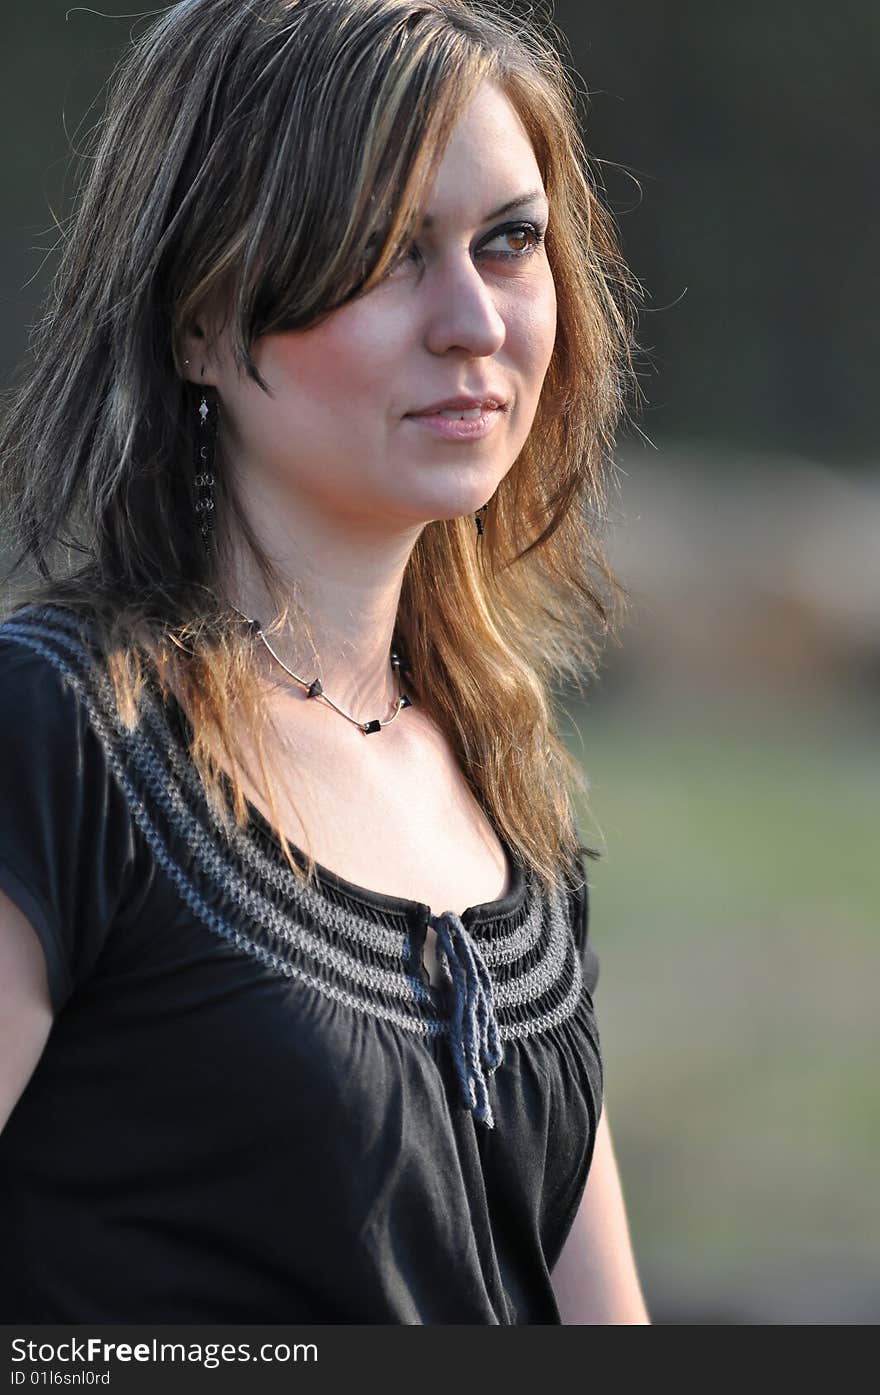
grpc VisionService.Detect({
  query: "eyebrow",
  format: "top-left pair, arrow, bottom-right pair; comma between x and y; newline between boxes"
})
420,188 -> 548,229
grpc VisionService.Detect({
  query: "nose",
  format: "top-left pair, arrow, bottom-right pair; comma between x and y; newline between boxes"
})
421,254 -> 506,359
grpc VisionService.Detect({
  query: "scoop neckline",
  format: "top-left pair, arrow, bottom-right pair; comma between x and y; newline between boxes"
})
241,790 -> 527,925
160,681 -> 528,925
19,603 -> 530,926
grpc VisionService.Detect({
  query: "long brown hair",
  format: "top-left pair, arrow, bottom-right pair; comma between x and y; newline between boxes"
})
0,0 -> 643,894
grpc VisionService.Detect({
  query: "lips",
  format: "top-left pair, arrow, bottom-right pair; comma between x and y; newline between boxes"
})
403,403 -> 503,441
406,394 -> 506,417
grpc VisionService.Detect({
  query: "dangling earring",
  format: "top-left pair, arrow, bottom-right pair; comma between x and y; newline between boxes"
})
474,504 -> 489,537
193,372 -> 218,554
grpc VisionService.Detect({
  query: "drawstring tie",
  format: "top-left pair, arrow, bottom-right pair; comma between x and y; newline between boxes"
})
429,911 -> 504,1129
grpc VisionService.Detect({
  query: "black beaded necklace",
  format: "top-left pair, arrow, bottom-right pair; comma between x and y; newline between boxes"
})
229,604 -> 412,735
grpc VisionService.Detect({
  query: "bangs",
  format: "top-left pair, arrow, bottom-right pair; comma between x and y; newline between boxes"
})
208,8 -> 495,380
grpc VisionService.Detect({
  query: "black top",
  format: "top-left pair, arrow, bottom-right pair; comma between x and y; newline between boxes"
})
0,604 -> 603,1324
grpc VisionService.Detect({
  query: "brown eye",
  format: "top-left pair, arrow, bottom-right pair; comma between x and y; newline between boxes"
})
481,222 -> 544,259
361,220 -> 545,285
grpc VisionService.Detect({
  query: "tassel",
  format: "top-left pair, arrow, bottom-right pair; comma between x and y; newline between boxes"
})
430,911 -> 504,1128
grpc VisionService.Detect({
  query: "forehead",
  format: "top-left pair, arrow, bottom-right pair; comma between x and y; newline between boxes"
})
367,83 -> 547,233
420,187 -> 547,229
421,83 -> 546,224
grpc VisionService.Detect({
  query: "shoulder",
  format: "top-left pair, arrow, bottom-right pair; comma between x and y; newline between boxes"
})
0,603 -> 129,783
563,842 -> 599,997
0,604 -> 102,745
0,601 -> 163,835
0,599 -> 138,782
0,601 -> 99,691
0,604 -> 144,1012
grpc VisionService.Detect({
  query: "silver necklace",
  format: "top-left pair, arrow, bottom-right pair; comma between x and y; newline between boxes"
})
229,604 -> 412,735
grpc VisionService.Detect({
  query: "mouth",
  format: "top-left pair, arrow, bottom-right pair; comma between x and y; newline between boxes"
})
405,393 -> 509,419
402,403 -> 505,442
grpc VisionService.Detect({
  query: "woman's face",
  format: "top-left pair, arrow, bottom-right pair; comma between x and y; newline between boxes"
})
198,79 -> 557,536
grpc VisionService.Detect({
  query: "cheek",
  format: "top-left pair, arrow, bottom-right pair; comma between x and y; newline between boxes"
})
535,270 -> 558,365
230,317 -> 399,496
258,311 -> 398,420
511,278 -> 558,391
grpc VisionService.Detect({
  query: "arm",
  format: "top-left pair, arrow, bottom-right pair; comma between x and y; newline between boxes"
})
550,1103 -> 651,1323
0,888 -> 54,1133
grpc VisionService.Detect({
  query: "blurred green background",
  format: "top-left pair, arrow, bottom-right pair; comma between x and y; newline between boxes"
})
2,2 -> 877,1323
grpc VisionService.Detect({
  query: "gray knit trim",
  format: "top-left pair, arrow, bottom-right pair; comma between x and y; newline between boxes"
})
11,606 -> 539,953
9,608 -> 548,964
2,622 -> 450,1042
136,680 -> 550,967
9,616 -> 410,949
1,619 -> 432,993
1,607 -> 590,1047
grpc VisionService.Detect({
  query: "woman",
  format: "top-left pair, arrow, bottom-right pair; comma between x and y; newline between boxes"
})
0,0 -> 648,1323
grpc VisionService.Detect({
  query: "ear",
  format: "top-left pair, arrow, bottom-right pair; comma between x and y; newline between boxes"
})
178,322 -> 219,387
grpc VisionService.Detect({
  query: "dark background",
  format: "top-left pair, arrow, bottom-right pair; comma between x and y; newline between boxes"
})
2,1 -> 876,464
2,2 -> 878,1325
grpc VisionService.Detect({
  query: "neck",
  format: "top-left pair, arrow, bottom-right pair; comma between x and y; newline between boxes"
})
218,491 -> 422,721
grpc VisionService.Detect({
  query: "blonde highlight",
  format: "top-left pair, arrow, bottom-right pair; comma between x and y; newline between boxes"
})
0,0 -> 643,897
